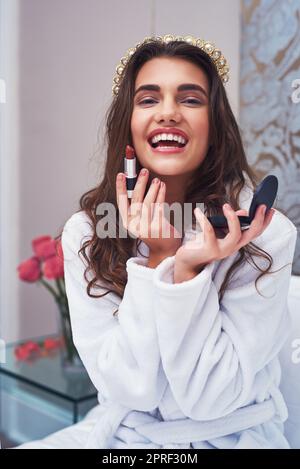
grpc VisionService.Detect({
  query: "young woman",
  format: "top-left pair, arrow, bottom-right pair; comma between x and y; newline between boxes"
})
17,35 -> 297,449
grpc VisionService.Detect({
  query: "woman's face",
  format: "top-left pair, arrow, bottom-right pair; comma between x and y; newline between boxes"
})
131,57 -> 210,179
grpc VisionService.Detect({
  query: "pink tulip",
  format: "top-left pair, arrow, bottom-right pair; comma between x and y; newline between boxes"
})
32,236 -> 57,260
15,345 -> 30,360
55,239 -> 64,261
43,255 -> 64,279
44,338 -> 61,351
24,341 -> 40,353
14,341 -> 40,360
17,256 -> 41,282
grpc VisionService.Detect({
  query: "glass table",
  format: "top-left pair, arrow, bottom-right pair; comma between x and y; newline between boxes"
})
0,336 -> 98,446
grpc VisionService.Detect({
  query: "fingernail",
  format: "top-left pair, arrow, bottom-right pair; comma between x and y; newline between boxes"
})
152,178 -> 159,184
117,173 -> 124,181
224,203 -> 231,210
141,168 -> 148,176
262,205 -> 267,215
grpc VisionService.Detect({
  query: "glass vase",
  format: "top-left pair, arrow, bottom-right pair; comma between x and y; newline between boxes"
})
56,297 -> 85,373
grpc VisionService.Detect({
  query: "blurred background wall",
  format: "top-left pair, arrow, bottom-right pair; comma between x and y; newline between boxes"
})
240,0 -> 300,272
0,0 -> 242,342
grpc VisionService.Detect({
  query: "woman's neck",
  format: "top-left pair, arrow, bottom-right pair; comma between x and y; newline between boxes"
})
153,172 -> 191,203
147,171 -> 194,235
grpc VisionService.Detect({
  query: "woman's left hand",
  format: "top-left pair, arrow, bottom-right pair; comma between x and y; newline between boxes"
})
175,203 -> 275,275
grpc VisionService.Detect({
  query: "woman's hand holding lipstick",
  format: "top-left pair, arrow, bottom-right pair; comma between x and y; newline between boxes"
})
116,169 -> 183,267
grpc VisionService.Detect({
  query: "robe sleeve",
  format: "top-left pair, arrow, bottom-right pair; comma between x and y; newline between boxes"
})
152,220 -> 297,420
61,214 -> 167,411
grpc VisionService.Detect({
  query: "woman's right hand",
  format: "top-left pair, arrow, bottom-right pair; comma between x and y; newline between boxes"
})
116,169 -> 183,259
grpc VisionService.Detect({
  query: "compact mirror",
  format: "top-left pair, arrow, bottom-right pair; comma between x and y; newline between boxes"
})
207,175 -> 278,230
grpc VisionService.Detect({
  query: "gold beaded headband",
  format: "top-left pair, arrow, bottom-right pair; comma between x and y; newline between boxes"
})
112,34 -> 230,97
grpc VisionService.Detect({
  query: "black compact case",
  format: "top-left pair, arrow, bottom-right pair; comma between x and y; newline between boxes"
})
207,175 -> 278,229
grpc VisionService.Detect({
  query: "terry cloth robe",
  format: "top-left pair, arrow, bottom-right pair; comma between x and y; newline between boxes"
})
16,183 -> 297,449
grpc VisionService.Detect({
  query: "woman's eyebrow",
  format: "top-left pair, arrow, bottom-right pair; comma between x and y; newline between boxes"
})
134,83 -> 208,97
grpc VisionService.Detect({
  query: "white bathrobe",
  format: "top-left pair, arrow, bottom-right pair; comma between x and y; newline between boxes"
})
16,183 -> 297,449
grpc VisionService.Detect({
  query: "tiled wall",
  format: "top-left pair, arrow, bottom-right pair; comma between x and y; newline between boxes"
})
240,0 -> 300,273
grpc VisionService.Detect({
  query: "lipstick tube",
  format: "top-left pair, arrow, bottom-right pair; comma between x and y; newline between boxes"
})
124,145 -> 137,198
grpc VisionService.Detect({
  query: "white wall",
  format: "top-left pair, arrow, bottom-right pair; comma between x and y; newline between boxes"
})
154,0 -> 240,117
1,0 -> 240,342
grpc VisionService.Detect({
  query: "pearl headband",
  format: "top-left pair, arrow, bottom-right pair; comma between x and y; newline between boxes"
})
112,34 -> 230,97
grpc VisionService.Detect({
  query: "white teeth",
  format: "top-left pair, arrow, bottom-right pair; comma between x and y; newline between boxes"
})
150,133 -> 187,145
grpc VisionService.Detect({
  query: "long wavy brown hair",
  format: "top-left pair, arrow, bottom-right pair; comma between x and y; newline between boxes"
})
56,39 -> 288,316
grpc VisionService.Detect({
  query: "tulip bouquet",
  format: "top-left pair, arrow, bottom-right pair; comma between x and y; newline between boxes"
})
17,235 -> 82,370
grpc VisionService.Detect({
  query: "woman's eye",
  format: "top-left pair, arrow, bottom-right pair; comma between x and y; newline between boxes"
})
184,98 -> 202,104
138,98 -> 202,105
139,98 -> 156,104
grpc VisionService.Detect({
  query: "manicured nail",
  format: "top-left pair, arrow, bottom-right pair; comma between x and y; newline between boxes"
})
152,178 -> 159,184
141,168 -> 148,176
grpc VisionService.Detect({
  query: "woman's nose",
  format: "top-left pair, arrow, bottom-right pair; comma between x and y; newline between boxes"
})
155,100 -> 181,122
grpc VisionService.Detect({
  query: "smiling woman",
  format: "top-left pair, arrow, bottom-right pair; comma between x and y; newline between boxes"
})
15,35 -> 297,449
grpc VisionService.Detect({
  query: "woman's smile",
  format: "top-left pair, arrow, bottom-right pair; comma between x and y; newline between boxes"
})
147,139 -> 189,154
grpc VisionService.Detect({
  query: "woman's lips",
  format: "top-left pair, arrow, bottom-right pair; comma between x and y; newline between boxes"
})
147,141 -> 188,154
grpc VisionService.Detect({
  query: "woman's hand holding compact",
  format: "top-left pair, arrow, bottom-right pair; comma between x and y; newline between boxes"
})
174,203 -> 275,283
116,170 -> 182,265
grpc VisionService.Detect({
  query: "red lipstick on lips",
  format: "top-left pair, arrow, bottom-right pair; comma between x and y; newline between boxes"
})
147,128 -> 189,154
124,145 -> 137,198
150,145 -> 187,154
